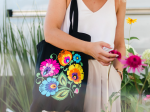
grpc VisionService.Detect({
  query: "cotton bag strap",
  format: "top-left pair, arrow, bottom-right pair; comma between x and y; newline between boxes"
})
69,0 -> 78,34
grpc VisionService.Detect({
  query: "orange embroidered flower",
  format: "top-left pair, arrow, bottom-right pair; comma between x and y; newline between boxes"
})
67,64 -> 84,84
58,50 -> 72,66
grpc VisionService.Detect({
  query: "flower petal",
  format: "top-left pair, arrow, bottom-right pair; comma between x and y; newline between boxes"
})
50,91 -> 56,95
127,67 -> 132,73
46,92 -> 51,97
132,68 -> 136,73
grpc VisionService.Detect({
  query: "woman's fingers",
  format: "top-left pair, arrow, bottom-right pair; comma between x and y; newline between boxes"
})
99,41 -> 112,49
100,50 -> 117,58
99,61 -> 110,66
98,55 -> 116,63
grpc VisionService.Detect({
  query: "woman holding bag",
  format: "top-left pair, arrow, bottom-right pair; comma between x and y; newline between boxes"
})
30,0 -> 126,111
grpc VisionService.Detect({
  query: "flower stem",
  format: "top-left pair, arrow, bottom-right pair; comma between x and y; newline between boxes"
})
107,62 -> 113,112
133,73 -> 140,94
139,66 -> 149,102
128,23 -> 132,45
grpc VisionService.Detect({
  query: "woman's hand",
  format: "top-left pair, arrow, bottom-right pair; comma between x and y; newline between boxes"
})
85,41 -> 118,66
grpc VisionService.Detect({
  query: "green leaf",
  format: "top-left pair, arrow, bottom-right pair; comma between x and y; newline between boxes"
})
36,73 -> 40,77
130,37 -> 139,40
125,38 -> 130,40
80,62 -> 83,66
127,48 -> 135,55
113,95 -> 120,102
52,90 -> 69,101
58,71 -> 68,86
109,92 -> 118,106
101,110 -> 105,112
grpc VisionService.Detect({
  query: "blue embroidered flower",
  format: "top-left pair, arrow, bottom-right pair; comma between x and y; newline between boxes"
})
73,54 -> 81,63
39,77 -> 59,97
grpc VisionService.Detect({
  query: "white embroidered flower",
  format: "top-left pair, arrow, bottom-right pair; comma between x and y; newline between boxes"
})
125,44 -> 138,57
142,49 -> 150,65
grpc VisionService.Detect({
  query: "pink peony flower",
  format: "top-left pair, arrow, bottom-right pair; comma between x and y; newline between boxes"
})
120,53 -> 147,73
40,59 -> 60,77
109,49 -> 122,61
74,88 -> 79,94
143,95 -> 150,101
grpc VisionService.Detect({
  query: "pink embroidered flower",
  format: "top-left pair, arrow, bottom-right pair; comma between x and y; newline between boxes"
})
109,49 -> 121,61
74,88 -> 79,94
120,53 -> 147,73
143,95 -> 150,101
40,59 -> 60,77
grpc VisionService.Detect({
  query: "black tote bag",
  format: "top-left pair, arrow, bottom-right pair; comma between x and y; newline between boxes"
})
30,0 -> 93,112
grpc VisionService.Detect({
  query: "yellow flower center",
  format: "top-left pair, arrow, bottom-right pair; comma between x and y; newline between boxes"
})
73,76 -> 77,79
50,84 -> 56,89
76,57 -> 78,59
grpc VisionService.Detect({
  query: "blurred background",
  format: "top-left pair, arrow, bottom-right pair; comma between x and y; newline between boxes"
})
0,0 -> 150,112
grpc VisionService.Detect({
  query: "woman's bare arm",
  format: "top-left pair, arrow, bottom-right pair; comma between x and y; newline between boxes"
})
44,0 -> 118,66
44,0 -> 89,53
113,0 -> 126,79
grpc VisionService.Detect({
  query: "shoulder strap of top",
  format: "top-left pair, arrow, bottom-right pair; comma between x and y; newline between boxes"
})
69,0 -> 78,34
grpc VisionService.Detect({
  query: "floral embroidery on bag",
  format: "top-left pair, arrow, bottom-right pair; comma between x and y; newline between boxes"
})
39,77 -> 59,97
36,50 -> 84,101
58,50 -> 72,66
73,53 -> 81,63
67,64 -> 84,84
40,59 -> 60,77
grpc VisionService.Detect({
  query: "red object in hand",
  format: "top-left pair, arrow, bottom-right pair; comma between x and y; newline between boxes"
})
109,49 -> 121,61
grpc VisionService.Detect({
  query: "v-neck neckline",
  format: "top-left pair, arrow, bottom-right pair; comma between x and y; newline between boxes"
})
81,0 -> 109,14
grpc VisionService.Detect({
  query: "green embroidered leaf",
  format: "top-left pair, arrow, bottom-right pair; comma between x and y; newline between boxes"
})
63,67 -> 68,71
58,87 -> 69,91
53,75 -> 58,78
72,85 -> 76,88
80,62 -> 83,66
36,73 -> 40,77
36,81 -> 41,84
50,54 -> 53,59
60,66 -> 64,69
50,53 -> 57,60
58,71 -> 67,86
79,84 -> 81,88
69,60 -> 73,65
67,81 -> 71,85
72,84 -> 77,90
52,90 -> 69,101
70,92 -> 72,98
72,51 -> 75,54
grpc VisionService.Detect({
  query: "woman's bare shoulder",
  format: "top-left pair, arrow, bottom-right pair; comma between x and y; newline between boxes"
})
67,0 -> 71,9
115,0 -> 126,13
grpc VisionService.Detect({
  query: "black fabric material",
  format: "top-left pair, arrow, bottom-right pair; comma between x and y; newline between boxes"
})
30,0 -> 94,112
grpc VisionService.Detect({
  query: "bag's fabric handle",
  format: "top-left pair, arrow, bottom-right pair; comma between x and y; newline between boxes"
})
69,0 -> 78,34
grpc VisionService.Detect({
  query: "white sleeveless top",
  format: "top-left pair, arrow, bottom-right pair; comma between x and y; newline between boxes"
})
61,0 -> 117,50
